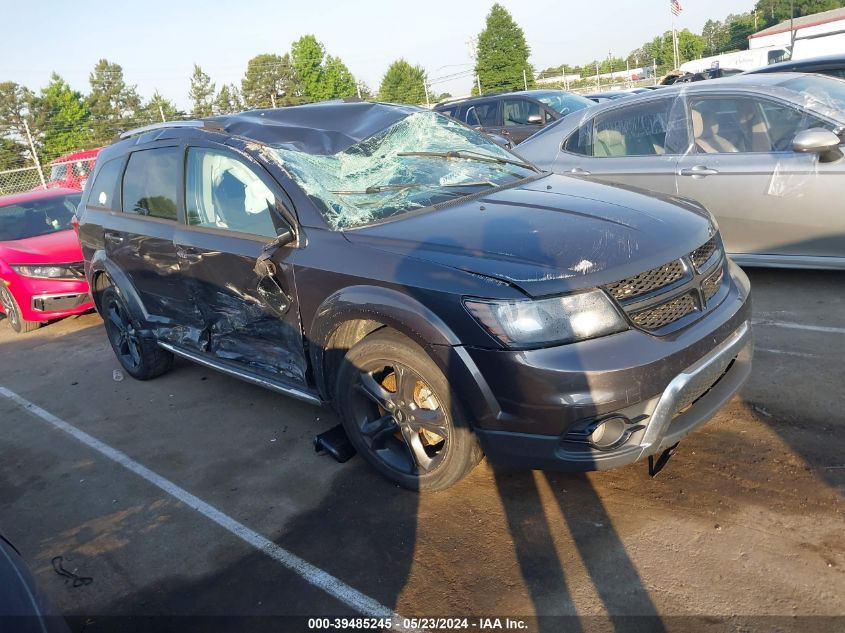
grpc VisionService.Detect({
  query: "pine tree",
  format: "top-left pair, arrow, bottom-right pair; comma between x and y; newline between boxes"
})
140,91 -> 181,124
189,64 -> 215,118
241,53 -> 298,108
87,59 -> 140,143
474,4 -> 534,94
378,60 -> 428,104
32,73 -> 91,161
214,84 -> 244,114
291,35 -> 326,102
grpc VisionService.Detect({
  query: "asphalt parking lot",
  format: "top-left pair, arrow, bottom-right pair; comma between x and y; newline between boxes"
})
1,267 -> 843,633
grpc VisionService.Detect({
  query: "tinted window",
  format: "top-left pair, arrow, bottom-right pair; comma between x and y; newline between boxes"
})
564,123 -> 593,156
0,193 -> 81,241
88,157 -> 124,210
691,97 -> 830,154
820,68 -> 845,80
592,99 -> 678,157
122,147 -> 180,220
464,101 -> 498,126
185,148 -> 278,238
503,99 -> 541,126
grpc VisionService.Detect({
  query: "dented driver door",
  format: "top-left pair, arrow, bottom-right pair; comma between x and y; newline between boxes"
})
171,145 -> 308,388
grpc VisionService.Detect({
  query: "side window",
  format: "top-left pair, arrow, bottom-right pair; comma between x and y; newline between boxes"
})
503,99 -> 541,126
438,107 -> 456,118
564,122 -> 593,156
88,157 -> 124,210
543,109 -> 555,124
691,97 -> 830,154
122,147 -> 180,220
464,101 -> 499,127
592,99 -> 676,157
185,148 -> 279,238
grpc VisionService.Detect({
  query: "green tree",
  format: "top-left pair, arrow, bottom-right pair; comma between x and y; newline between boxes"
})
87,59 -> 141,143
241,53 -> 298,108
140,91 -> 181,124
678,30 -> 706,62
214,84 -> 243,115
322,55 -> 357,99
32,73 -> 91,161
291,35 -> 327,101
474,3 -> 533,94
378,59 -> 428,104
189,64 -> 215,118
0,82 -> 36,143
0,137 -> 27,170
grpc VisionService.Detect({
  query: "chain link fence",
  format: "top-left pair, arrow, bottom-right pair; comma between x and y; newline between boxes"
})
0,165 -> 46,196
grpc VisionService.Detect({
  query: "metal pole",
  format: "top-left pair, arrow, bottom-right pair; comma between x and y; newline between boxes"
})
23,119 -> 46,190
356,83 -> 362,99
476,75 -> 482,94
270,93 -> 277,108
596,62 -> 600,89
672,17 -> 678,69
424,81 -> 430,108
158,104 -> 166,122
523,69 -> 528,91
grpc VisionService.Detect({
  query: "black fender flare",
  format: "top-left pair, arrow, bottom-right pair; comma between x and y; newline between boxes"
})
309,285 -> 461,397
87,250 -> 151,328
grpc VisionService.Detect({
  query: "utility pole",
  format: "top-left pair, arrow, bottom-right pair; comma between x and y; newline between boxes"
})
356,82 -> 362,99
596,61 -> 600,89
424,82 -> 430,108
476,75 -> 482,95
23,119 -> 46,190
158,104 -> 166,122
523,69 -> 528,91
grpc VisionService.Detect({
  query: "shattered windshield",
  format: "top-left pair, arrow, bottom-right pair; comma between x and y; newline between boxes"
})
776,75 -> 845,115
271,111 -> 537,230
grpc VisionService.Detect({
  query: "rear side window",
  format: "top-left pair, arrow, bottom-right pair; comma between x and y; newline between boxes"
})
122,147 -> 181,220
464,101 -> 499,127
593,100 -> 677,157
88,157 -> 124,210
502,99 -> 540,126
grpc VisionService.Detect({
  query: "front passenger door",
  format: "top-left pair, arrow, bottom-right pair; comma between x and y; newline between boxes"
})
173,145 -> 307,387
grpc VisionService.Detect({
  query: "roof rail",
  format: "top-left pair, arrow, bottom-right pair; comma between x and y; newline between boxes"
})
117,120 -> 225,141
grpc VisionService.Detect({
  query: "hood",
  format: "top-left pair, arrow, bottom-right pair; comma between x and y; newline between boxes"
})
0,229 -> 84,265
345,174 -> 715,297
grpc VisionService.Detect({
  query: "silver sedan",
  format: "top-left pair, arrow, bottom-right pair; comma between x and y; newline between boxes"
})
517,73 -> 845,269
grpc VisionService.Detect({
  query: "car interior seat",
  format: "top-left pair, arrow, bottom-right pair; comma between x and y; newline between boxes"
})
594,128 -> 627,157
692,108 -> 740,153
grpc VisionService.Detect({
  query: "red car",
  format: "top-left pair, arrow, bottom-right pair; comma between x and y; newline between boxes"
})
0,188 -> 93,333
46,148 -> 100,190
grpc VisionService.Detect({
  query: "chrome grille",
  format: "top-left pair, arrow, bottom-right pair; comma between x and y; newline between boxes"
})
604,260 -> 686,303
630,293 -> 698,331
690,237 -> 718,270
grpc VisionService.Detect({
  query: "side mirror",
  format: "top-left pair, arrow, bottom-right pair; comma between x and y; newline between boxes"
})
262,225 -> 295,254
792,127 -> 843,162
527,114 -> 543,125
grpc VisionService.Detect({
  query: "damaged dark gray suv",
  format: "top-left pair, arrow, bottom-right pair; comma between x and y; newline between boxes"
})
77,102 -> 752,491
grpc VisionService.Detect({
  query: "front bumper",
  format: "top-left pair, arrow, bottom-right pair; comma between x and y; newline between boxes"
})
2,274 -> 93,322
475,319 -> 752,471
435,260 -> 752,472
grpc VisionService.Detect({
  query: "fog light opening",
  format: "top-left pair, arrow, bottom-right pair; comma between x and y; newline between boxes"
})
588,416 -> 630,451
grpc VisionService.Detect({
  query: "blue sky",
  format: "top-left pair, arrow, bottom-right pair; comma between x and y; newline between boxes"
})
2,0 -> 754,107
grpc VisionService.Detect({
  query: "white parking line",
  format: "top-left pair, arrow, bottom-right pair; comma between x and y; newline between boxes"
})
752,319 -> 845,335
756,347 -> 817,359
0,385 -> 401,623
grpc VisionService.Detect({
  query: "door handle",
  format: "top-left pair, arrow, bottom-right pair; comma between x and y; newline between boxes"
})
679,165 -> 719,177
569,167 -> 591,175
104,231 -> 125,243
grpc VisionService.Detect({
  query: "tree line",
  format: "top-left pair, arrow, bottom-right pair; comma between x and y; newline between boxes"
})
540,0 -> 845,82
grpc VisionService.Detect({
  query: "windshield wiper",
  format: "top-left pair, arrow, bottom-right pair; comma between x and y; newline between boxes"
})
396,150 -> 539,172
331,181 -> 499,196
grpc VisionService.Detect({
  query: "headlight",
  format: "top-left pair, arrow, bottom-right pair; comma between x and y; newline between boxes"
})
11,264 -> 80,279
464,289 -> 627,348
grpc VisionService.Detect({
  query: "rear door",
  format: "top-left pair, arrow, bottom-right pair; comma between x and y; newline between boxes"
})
676,94 -> 845,259
173,143 -> 307,387
553,97 -> 685,195
499,98 -> 546,144
108,144 -> 191,323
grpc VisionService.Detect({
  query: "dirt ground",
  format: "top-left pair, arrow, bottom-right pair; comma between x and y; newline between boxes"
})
1,267 -> 843,633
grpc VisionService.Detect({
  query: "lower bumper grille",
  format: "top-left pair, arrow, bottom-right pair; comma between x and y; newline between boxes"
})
32,293 -> 90,312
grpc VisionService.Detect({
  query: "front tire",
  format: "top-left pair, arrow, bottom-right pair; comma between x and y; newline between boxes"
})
336,329 -> 482,491
0,285 -> 40,333
101,286 -> 172,380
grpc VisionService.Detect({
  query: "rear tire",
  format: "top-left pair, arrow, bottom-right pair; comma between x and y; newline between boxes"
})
336,329 -> 482,491
0,285 -> 40,334
100,285 -> 172,380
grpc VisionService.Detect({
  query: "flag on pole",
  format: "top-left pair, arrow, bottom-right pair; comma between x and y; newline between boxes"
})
671,0 -> 683,17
